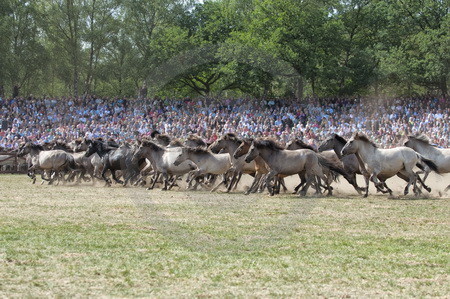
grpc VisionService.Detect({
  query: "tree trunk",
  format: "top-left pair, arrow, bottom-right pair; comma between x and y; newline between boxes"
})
440,76 -> 448,97
295,76 -> 304,99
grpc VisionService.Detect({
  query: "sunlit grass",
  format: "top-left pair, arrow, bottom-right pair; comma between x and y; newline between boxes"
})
0,175 -> 449,297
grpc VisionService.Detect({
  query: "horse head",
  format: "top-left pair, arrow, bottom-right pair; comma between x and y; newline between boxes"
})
318,136 -> 335,152
173,147 -> 188,166
85,140 -> 102,157
341,133 -> 375,156
233,138 -> 252,159
244,141 -> 259,163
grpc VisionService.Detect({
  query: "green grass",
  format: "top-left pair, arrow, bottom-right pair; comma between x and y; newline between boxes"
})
0,175 -> 449,297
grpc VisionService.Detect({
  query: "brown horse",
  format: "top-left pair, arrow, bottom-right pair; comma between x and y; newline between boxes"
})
243,139 -> 334,196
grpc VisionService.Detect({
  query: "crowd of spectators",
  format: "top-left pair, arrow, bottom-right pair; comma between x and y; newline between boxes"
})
0,95 -> 448,150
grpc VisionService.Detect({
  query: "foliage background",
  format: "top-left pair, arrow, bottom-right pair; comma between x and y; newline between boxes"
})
0,0 -> 448,99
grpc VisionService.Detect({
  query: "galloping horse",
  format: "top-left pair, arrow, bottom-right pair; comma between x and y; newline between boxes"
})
243,139 -> 338,196
132,140 -> 196,190
17,142 -> 77,184
318,134 -> 367,194
286,138 -> 354,195
210,133 -> 260,193
173,147 -> 232,191
341,133 -> 438,197
404,134 -> 450,191
85,140 -> 139,186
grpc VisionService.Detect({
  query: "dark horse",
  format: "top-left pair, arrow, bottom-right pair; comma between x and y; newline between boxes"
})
84,139 -> 139,186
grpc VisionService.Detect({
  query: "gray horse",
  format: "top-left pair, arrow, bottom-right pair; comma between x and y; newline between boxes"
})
405,134 -> 450,192
17,142 -> 77,184
341,133 -> 438,197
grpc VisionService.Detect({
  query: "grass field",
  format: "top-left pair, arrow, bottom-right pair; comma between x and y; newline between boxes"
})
0,174 -> 449,297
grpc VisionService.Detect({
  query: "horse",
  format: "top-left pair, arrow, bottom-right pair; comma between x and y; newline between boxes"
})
154,134 -> 172,147
286,138 -> 353,195
404,134 -> 450,192
209,133 -> 261,193
341,133 -> 438,197
318,134 -> 368,194
184,134 -> 208,148
173,146 -> 232,191
243,139 -> 337,196
17,142 -> 77,184
233,138 -> 282,194
132,140 -> 197,190
85,140 -> 139,186
72,138 -> 104,180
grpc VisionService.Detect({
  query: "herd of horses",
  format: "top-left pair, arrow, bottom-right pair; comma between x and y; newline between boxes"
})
15,131 -> 450,197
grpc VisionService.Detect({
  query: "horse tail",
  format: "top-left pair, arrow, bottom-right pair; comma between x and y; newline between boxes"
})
417,154 -> 439,173
317,155 -> 346,179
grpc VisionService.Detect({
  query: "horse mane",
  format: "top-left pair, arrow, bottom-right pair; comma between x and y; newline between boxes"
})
293,139 -> 316,151
187,134 -> 207,147
156,134 -> 171,145
74,138 -> 83,144
186,146 -> 211,155
169,139 -> 183,147
333,134 -> 347,145
255,139 -> 285,151
243,137 -> 254,143
29,143 -> 45,151
223,133 -> 238,140
408,134 -> 435,147
54,140 -> 71,151
141,140 -> 163,152
353,133 -> 378,148
150,130 -> 161,138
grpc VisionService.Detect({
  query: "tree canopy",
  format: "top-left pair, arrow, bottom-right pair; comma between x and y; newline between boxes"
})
0,0 -> 448,98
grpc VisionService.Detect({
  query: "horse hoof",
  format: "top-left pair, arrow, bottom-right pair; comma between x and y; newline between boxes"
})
363,194 -> 368,198
425,187 -> 431,193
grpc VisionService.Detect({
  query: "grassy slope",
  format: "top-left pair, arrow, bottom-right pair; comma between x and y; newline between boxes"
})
0,175 -> 449,297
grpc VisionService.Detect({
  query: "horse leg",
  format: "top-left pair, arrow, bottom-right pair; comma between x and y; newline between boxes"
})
399,168 -> 418,196
293,173 -> 306,194
445,185 -> 450,192
298,173 -> 314,196
272,177 -> 280,194
148,172 -> 160,190
232,172 -> 243,191
265,171 -> 277,196
210,174 -> 227,192
347,173 -> 363,195
101,167 -> 112,187
110,169 -> 123,185
161,172 -> 170,191
225,171 -> 237,193
168,175 -> 180,190
246,172 -> 262,195
417,174 -> 431,193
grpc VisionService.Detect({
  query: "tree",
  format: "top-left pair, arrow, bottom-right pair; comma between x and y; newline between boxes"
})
0,0 -> 49,97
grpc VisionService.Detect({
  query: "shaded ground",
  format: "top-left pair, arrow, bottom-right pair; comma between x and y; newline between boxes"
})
0,174 -> 449,297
